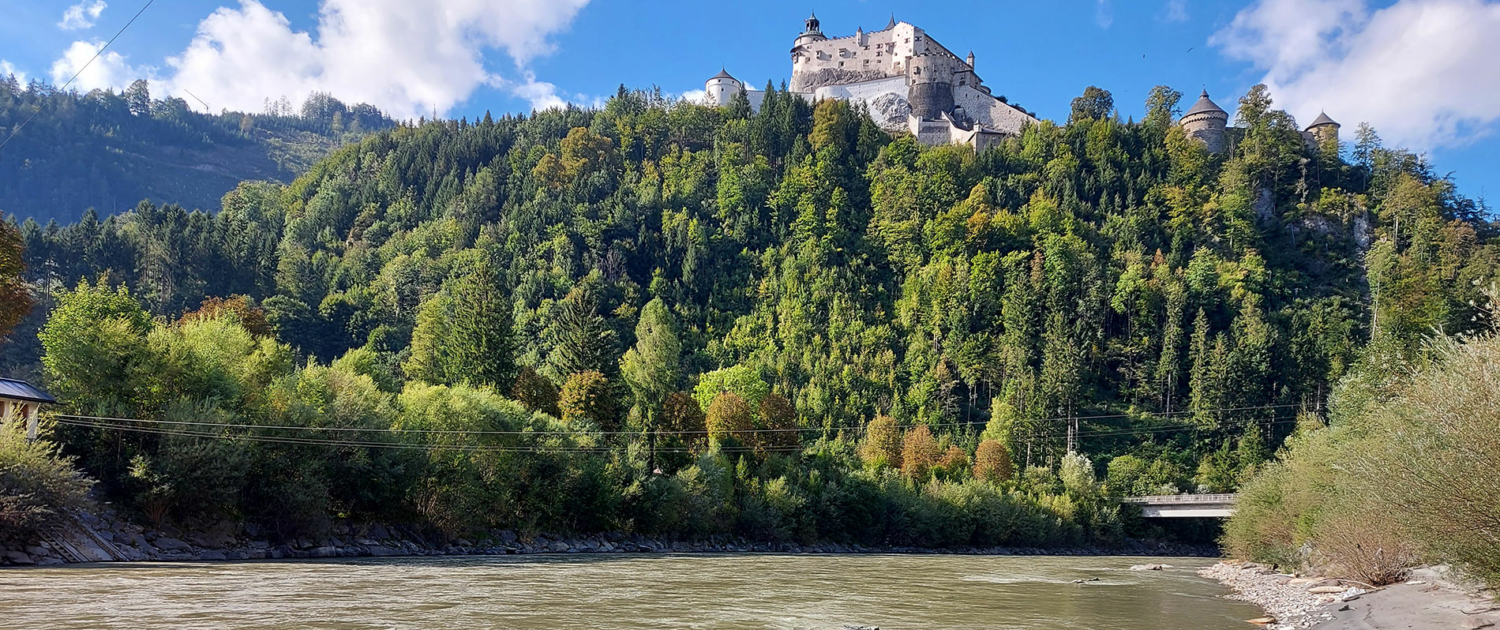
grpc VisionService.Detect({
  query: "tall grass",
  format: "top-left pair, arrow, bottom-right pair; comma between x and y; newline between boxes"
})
1224,330 -> 1500,589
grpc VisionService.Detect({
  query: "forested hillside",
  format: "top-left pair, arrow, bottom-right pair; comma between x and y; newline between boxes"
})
0,77 -> 394,223
8,84 -> 1495,544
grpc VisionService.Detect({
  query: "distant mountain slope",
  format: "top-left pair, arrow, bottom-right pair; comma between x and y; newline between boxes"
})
0,77 -> 394,223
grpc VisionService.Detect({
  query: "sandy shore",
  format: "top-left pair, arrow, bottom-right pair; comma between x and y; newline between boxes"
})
1201,562 -> 1500,629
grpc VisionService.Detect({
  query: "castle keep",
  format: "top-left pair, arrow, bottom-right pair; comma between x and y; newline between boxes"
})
708,15 -> 1340,153
706,14 -> 1036,150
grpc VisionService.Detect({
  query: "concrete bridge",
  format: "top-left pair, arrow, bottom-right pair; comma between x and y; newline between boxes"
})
1122,493 -> 1237,518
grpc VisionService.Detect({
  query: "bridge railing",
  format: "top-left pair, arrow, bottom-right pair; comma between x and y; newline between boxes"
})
1121,493 -> 1237,505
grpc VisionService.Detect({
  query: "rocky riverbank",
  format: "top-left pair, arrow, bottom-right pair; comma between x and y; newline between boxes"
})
0,503 -> 1217,566
1201,561 -> 1500,629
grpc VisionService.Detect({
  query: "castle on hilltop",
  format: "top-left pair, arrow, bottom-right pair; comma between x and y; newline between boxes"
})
706,14 -> 1036,150
707,15 -> 1340,153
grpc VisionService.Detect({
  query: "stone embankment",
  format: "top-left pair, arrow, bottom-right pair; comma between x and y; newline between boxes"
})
0,504 -> 1215,565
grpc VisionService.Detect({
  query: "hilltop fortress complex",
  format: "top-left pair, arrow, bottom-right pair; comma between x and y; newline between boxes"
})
706,14 -> 1340,152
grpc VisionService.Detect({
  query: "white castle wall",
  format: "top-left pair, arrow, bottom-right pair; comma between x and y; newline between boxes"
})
790,23 -> 952,93
812,76 -> 911,130
953,85 -> 1031,136
712,18 -> 1039,150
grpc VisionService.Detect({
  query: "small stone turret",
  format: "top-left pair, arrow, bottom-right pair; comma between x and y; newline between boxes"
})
966,50 -> 975,69
794,12 -> 827,48
1181,89 -> 1229,154
1305,111 -> 1340,147
705,68 -> 744,106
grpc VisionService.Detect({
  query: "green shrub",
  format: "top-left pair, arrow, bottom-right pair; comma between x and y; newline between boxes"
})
0,426 -> 92,540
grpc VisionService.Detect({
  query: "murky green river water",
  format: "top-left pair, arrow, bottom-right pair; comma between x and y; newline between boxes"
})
0,554 -> 1260,629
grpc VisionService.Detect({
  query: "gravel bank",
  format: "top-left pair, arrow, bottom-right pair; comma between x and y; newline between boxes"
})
1200,561 -> 1363,628
1202,561 -> 1500,630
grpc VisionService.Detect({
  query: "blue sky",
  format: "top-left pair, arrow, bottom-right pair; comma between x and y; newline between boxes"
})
1,0 -> 1497,204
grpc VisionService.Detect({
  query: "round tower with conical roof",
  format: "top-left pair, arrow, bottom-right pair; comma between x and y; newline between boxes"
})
1305,111 -> 1340,147
704,68 -> 744,107
1181,89 -> 1229,154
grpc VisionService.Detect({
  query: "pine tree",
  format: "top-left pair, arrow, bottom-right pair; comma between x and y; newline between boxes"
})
547,284 -> 617,380
405,260 -> 516,389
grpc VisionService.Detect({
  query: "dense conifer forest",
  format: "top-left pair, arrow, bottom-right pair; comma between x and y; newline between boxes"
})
0,76 -> 393,223
2,83 -> 1494,547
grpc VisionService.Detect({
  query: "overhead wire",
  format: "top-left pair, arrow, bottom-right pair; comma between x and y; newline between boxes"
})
54,403 -> 1306,437
53,407 -> 1307,455
0,0 -> 156,153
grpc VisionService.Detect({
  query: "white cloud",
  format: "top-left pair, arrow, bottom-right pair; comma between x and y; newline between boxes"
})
676,89 -> 706,104
161,0 -> 592,120
1213,0 -> 1500,150
0,61 -> 26,84
50,40 -> 151,92
58,0 -> 107,30
1164,0 -> 1189,23
1096,0 -> 1115,28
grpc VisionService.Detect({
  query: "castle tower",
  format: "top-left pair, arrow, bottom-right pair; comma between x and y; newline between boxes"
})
793,12 -> 827,48
907,55 -> 956,119
705,68 -> 744,107
1305,111 -> 1340,146
1181,90 -> 1229,154
966,51 -> 975,69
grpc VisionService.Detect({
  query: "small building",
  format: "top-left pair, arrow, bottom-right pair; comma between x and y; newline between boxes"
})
0,378 -> 56,440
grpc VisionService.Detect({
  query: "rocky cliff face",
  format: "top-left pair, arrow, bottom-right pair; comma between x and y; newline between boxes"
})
867,92 -> 913,132
791,68 -> 892,93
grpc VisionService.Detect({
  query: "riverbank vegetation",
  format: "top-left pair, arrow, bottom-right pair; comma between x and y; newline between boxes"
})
3,83 -> 1495,548
1224,315 -> 1500,590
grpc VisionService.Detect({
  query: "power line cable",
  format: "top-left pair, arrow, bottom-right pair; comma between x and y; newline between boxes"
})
0,0 -> 156,154
54,403 -> 1305,437
53,411 -> 1304,454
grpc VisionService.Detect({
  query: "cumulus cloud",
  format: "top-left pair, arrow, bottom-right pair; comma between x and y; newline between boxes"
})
162,0 -> 591,119
0,61 -> 26,84
50,40 -> 151,92
58,0 -> 107,30
1213,0 -> 1500,150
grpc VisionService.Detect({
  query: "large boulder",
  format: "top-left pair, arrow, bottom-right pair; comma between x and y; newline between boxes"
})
153,537 -> 191,551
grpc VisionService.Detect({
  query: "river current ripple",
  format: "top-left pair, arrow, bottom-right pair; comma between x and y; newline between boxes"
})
0,553 -> 1259,629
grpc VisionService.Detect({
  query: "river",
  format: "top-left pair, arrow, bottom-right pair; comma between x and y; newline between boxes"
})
0,554 -> 1260,629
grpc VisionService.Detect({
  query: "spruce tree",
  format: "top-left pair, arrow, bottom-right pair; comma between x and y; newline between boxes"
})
405,260 -> 516,389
